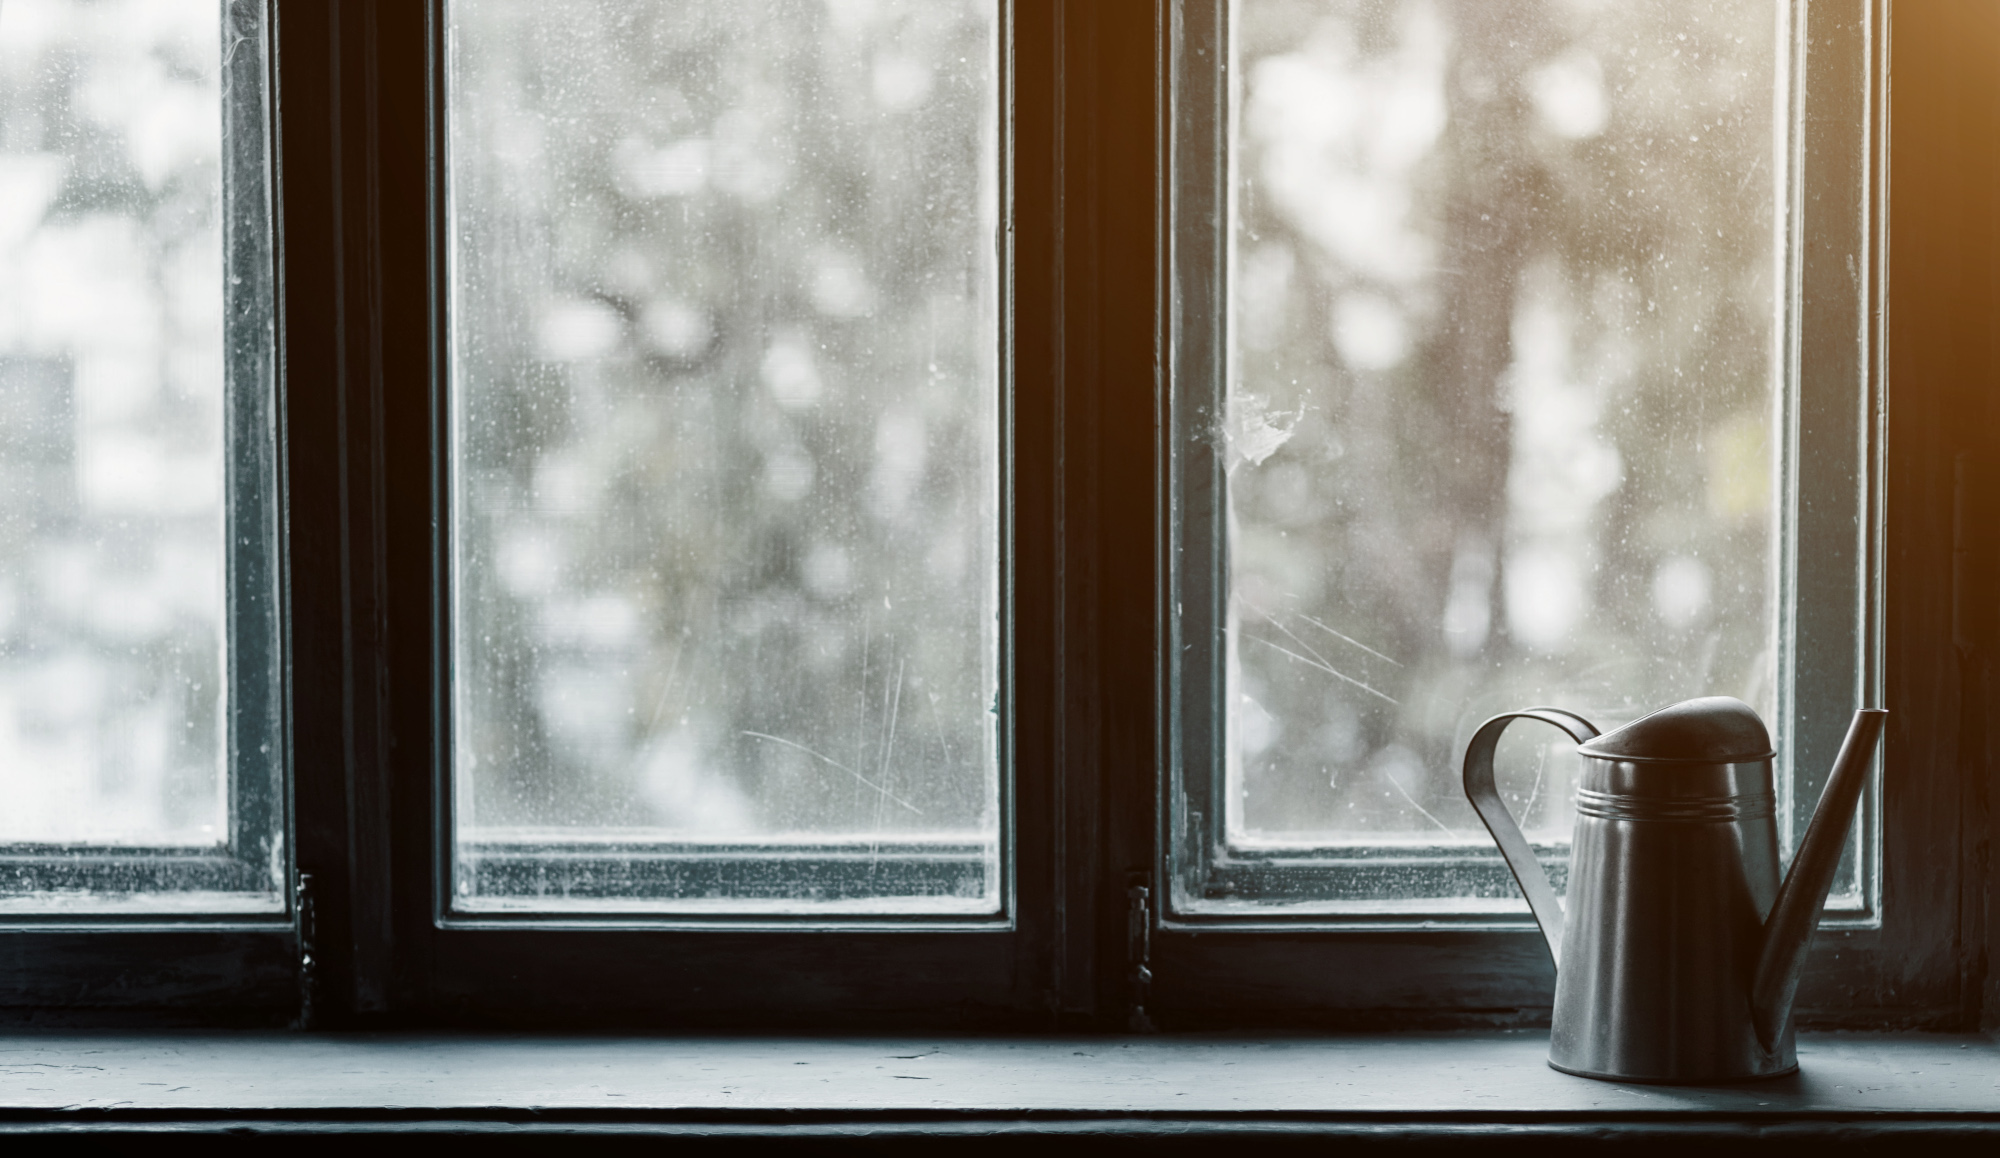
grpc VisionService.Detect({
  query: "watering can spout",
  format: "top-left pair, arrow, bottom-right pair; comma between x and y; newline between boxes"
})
1749,708 -> 1888,1049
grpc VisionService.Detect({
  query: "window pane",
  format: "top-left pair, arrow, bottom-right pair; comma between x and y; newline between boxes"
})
447,1 -> 1002,914
1178,0 -> 1793,912
0,0 -> 278,912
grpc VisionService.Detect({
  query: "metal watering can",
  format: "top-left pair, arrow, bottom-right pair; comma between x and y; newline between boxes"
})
1461,696 -> 1887,1083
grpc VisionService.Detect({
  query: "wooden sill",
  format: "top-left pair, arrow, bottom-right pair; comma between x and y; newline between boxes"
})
0,1030 -> 1995,1146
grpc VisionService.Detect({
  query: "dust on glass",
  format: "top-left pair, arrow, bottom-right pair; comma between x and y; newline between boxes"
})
1223,0 -> 1784,888
447,0 -> 1002,914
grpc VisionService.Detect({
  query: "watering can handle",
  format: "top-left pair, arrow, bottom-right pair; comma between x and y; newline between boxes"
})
1461,708 -> 1600,969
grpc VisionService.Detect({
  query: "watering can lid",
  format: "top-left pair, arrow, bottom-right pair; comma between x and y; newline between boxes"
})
1575,696 -> 1776,763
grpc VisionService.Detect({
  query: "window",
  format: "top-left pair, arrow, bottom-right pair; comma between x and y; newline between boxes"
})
0,0 -> 1990,1034
443,0 -> 1004,917
0,0 -> 282,916
1167,0 -> 1878,921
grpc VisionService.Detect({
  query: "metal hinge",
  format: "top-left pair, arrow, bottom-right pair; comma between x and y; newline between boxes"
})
1126,871 -> 1156,1032
296,870 -> 318,1029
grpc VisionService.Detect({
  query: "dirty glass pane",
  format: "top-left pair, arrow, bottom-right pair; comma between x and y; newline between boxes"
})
447,0 -> 1001,914
1208,0 -> 1785,906
0,0 -> 278,913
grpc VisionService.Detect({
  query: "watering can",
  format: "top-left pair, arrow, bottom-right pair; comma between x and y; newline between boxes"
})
1461,696 -> 1886,1082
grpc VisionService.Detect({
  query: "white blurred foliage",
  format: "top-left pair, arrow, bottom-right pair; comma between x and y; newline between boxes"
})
0,0 -> 227,845
1503,264 -> 1626,653
1244,3 -> 1446,290
1652,555 -> 1714,629
1225,0 -> 1783,854
449,1 -> 1002,885
1330,291 -> 1410,371
1530,52 -> 1610,139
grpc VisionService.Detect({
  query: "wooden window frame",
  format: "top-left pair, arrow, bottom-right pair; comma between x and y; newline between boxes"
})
275,0 -> 1144,1029
2,0 -> 1995,1034
1146,0 -> 1951,1031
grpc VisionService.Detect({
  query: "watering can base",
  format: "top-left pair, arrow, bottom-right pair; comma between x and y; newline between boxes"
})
1547,1058 -> 1799,1085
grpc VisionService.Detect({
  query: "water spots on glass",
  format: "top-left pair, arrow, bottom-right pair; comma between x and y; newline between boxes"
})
448,0 -> 1001,913
1225,0 -> 1782,861
0,0 -> 228,849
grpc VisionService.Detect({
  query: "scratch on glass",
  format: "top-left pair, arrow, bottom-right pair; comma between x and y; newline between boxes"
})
741,731 -> 923,815
1244,635 -> 1400,706
1385,773 -> 1459,838
1295,612 -> 1403,667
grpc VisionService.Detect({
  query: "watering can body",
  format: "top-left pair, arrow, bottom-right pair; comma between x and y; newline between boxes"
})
1553,746 -> 1788,1080
1462,698 -> 1886,1084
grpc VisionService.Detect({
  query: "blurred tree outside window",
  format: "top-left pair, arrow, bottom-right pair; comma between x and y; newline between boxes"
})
0,1 -> 237,870
447,0 -> 1002,913
1199,0 -> 1800,909
0,0 -> 1854,925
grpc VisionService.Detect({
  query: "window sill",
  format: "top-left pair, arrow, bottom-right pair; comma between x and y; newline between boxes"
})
0,1031 -> 1994,1146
